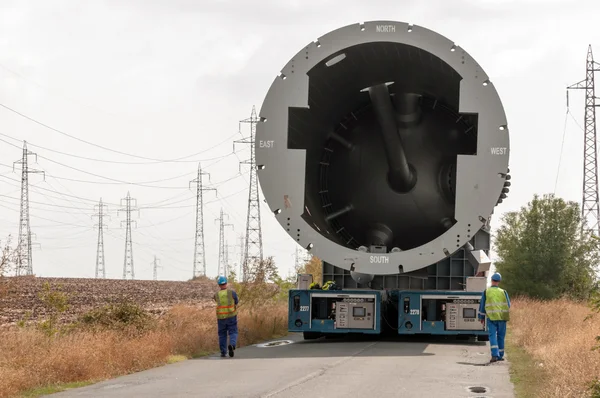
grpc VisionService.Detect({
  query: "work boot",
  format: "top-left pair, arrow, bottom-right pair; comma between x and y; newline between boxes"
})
228,344 -> 235,357
489,356 -> 499,363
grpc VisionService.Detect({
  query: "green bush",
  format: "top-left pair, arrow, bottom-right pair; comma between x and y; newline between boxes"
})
78,301 -> 154,332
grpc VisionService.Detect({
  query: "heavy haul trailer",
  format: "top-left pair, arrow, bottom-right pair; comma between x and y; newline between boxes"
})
288,228 -> 492,340
254,21 -> 511,340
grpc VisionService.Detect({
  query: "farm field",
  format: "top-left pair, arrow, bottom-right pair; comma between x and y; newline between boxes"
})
0,276 -> 216,326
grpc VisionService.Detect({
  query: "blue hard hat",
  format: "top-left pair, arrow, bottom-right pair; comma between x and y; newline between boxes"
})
491,272 -> 502,281
217,276 -> 227,285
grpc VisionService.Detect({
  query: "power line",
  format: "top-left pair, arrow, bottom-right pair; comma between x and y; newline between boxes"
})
118,192 -> 138,279
554,107 -> 570,195
235,106 -> 264,282
0,136 -> 239,189
0,130 -> 240,165
190,163 -> 216,279
92,198 -> 109,279
0,102 -> 243,163
13,141 -> 44,275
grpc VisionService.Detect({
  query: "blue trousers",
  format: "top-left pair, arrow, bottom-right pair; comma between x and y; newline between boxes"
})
487,319 -> 507,359
217,316 -> 238,355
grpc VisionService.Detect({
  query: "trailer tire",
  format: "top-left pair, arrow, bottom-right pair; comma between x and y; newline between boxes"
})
477,334 -> 489,342
303,332 -> 322,340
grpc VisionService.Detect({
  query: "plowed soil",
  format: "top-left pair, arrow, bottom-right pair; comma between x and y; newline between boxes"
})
0,276 -> 216,326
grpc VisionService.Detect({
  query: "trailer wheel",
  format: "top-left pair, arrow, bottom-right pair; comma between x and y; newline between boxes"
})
477,334 -> 489,342
303,332 -> 322,340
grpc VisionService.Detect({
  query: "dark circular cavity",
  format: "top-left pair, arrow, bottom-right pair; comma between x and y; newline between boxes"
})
289,41 -> 478,251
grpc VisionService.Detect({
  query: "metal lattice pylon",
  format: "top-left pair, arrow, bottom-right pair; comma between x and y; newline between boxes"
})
118,192 -> 138,279
215,208 -> 234,277
568,45 -> 600,237
152,255 -> 161,280
13,141 -> 44,276
93,198 -> 109,278
237,233 -> 244,278
190,163 -> 215,279
234,106 -> 264,281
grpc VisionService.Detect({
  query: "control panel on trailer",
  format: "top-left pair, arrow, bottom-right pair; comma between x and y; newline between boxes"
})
309,293 -> 377,331
289,289 -> 381,336
398,292 -> 485,335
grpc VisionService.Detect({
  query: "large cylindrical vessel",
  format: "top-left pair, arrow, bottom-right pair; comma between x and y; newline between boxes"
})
255,21 -> 510,276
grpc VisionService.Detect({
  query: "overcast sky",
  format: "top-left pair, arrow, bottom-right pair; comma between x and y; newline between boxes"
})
0,0 -> 598,281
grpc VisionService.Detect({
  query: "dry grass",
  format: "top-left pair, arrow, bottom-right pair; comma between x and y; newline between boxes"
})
0,303 -> 288,398
509,297 -> 600,398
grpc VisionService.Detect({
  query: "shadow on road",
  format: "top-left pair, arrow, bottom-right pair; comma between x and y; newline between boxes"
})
197,333 -> 489,360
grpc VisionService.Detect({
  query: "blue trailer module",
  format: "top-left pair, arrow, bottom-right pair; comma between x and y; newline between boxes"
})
254,21 -> 511,341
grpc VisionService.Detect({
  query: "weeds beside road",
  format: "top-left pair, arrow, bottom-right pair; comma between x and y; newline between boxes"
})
508,297 -> 600,398
0,277 -> 289,398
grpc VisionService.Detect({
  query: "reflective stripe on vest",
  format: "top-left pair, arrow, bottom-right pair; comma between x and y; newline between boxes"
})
484,287 -> 510,321
215,289 -> 237,319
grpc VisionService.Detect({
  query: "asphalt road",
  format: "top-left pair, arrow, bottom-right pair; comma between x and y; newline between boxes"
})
48,333 -> 515,398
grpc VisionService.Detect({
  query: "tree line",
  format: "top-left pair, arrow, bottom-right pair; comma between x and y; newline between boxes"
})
493,193 -> 599,301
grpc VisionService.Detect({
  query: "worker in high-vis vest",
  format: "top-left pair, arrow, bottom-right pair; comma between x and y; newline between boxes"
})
214,276 -> 239,358
478,272 -> 511,363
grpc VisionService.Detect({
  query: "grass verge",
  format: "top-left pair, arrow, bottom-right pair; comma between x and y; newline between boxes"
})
505,329 -> 547,398
21,381 -> 96,398
0,302 -> 288,398
507,297 -> 600,398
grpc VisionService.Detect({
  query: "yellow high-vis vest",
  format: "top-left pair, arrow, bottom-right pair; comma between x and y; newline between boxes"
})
215,289 -> 237,320
484,287 -> 510,321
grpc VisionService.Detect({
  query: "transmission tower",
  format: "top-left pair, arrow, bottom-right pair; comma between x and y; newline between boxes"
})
294,246 -> 312,273
92,198 -> 109,279
224,241 -> 230,277
237,234 -> 244,277
568,45 -> 600,237
190,163 -> 216,279
234,105 -> 264,281
294,246 -> 303,271
215,208 -> 234,276
152,255 -> 162,280
118,192 -> 138,279
13,141 -> 44,276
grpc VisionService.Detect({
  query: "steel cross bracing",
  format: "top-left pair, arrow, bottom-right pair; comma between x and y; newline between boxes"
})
93,198 -> 109,279
190,163 -> 215,278
215,208 -> 234,277
568,45 -> 600,237
118,192 -> 138,279
13,141 -> 44,276
234,106 -> 264,282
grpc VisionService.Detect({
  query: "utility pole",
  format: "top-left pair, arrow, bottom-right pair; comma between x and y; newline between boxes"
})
118,192 -> 138,279
92,198 -> 109,279
234,105 -> 264,281
190,163 -> 215,279
568,45 -> 600,237
13,141 -> 44,276
152,255 -> 161,280
214,208 -> 234,277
